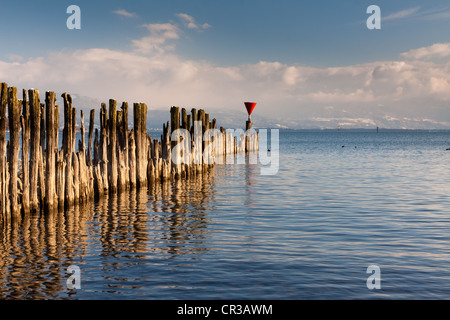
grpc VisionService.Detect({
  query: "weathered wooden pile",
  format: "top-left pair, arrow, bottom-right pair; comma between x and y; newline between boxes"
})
0,83 -> 258,220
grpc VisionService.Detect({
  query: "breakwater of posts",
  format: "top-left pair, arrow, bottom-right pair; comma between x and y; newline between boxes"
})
0,83 -> 259,221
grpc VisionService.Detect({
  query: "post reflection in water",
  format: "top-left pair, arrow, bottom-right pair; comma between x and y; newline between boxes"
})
0,170 -> 217,299
244,152 -> 259,210
150,171 -> 215,257
0,205 -> 92,299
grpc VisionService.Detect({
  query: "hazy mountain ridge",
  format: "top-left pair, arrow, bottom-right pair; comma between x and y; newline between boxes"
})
54,94 -> 450,130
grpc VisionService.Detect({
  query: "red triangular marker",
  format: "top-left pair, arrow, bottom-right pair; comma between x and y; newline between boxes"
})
244,102 -> 257,116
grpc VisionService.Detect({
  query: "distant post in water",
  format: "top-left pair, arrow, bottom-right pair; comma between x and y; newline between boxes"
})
244,102 -> 256,153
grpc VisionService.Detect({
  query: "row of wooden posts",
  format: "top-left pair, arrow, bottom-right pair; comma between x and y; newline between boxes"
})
0,83 -> 259,220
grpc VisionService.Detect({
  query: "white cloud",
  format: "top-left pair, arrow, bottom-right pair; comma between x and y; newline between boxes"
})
400,43 -> 450,60
416,6 -> 450,21
2,30 -> 450,128
8,54 -> 24,62
130,14 -> 210,55
201,23 -> 212,29
283,66 -> 300,86
382,6 -> 450,23
384,6 -> 421,21
176,13 -> 211,30
113,9 -> 137,18
132,23 -> 180,54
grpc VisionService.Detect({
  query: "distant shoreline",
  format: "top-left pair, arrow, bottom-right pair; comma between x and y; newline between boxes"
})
3,127 -> 450,133
270,128 -> 450,132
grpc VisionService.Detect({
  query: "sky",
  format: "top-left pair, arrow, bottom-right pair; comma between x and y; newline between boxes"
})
2,0 -> 450,128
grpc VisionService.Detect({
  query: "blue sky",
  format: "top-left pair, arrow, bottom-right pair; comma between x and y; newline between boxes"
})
4,0 -> 450,66
2,0 -> 450,128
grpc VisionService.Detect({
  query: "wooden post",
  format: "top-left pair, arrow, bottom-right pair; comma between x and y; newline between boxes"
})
120,102 -> 129,188
134,103 -> 148,186
140,102 -> 148,185
71,107 -> 76,155
87,109 -> 95,166
204,113 -> 211,170
80,110 -> 86,152
45,92 -> 56,209
147,135 -> 155,184
198,109 -> 205,173
62,94 -> 71,154
29,89 -> 41,211
20,90 -> 30,214
73,151 -> 80,203
0,83 -> 7,218
161,122 -> 169,160
245,119 -> 252,153
171,106 -> 180,134
55,105 -> 64,208
117,110 -> 123,148
220,126 -> 226,160
116,110 -> 124,189
180,108 -> 188,178
7,87 -> 21,216
170,106 -> 181,179
121,102 -> 129,165
186,114 -> 191,133
62,93 -> 74,206
56,138 -> 65,207
78,110 -> 88,202
108,99 -> 118,193
128,129 -> 136,187
205,113 -> 210,131
92,122 -> 104,199
93,128 -> 99,165
39,103 -> 46,203
55,105 -> 60,153
100,103 -> 109,191
191,108 -> 197,133
198,110 -> 205,132
181,108 -> 187,129
164,121 -> 171,179
193,112 -> 202,174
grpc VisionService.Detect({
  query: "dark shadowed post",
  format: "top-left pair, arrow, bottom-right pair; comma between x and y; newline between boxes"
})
55,103 -> 65,208
198,109 -> 205,173
181,108 -> 187,129
108,99 -> 118,193
87,109 -> 95,166
0,83 -> 7,218
100,103 -> 109,192
170,106 -> 181,178
7,87 -> 21,217
39,103 -> 46,203
121,102 -> 129,166
21,90 -> 30,214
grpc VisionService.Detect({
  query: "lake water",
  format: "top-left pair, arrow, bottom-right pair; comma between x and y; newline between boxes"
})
1,129 -> 450,300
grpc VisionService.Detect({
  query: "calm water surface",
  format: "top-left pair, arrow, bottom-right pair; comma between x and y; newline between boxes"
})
1,130 -> 450,299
